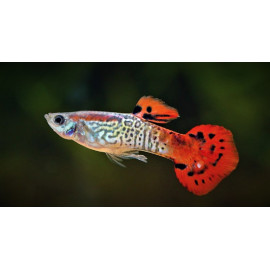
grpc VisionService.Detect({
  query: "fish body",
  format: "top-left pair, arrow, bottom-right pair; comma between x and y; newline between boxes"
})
45,96 -> 239,195
45,111 -> 175,161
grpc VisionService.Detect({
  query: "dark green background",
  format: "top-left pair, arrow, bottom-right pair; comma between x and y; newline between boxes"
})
1,63 -> 269,206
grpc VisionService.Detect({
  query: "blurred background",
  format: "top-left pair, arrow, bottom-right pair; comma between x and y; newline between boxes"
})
0,63 -> 269,206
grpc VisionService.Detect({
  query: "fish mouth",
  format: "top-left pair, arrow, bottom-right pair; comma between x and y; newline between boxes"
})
44,114 -> 49,121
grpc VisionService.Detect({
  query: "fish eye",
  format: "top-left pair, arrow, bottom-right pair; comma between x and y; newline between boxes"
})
54,115 -> 65,125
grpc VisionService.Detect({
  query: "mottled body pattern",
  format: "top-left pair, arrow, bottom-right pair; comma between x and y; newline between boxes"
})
66,111 -> 175,161
45,96 -> 239,196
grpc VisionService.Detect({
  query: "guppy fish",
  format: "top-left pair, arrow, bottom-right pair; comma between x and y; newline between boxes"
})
45,96 -> 239,195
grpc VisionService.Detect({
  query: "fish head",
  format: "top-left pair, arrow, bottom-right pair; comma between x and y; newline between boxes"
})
44,112 -> 77,140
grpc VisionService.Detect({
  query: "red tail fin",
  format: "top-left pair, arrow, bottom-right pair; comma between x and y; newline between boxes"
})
173,125 -> 239,195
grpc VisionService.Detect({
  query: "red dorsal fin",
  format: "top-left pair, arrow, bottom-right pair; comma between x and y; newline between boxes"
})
172,125 -> 239,195
132,96 -> 179,124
